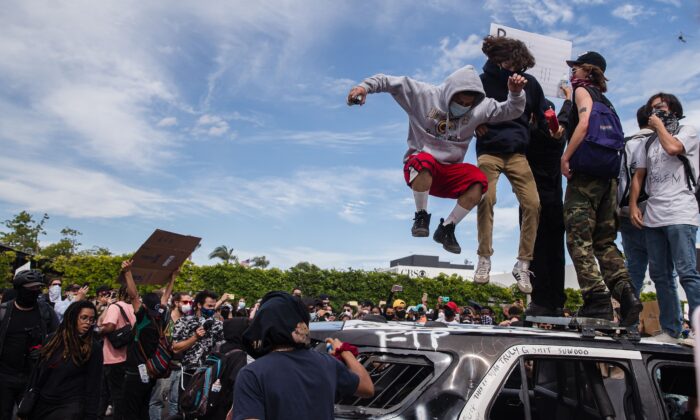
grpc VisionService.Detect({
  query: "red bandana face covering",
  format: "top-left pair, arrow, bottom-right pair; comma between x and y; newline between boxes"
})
569,75 -> 595,90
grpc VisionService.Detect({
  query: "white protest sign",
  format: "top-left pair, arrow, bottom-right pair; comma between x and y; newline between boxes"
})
489,23 -> 572,98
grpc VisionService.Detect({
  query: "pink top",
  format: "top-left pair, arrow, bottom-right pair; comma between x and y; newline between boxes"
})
100,301 -> 136,365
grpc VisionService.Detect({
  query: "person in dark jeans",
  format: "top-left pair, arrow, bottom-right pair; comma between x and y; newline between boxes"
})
523,89 -> 572,317
0,270 -> 58,420
97,285 -> 135,420
28,300 -> 103,420
120,260 -> 171,420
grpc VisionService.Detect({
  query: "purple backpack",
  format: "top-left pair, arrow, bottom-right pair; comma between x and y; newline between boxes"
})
569,88 -> 624,178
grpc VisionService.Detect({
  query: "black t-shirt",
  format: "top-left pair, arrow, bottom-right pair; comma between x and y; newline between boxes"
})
233,349 -> 359,420
126,306 -> 161,371
0,305 -> 42,375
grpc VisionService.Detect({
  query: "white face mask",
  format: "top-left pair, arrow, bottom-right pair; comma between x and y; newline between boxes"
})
449,102 -> 471,118
238,301 -> 246,310
180,304 -> 192,314
48,285 -> 61,301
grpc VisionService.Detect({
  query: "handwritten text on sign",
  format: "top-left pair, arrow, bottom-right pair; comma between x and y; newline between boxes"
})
489,23 -> 572,99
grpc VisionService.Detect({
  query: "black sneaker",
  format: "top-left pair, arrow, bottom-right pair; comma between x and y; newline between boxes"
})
411,210 -> 431,237
433,219 -> 461,254
616,282 -> 643,327
576,291 -> 613,321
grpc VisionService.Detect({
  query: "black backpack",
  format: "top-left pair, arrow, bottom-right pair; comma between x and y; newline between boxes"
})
179,348 -> 246,418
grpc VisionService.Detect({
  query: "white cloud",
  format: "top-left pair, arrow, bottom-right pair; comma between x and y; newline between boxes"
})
612,4 -> 655,24
242,123 -> 404,151
339,201 -> 368,224
183,167 -> 401,219
193,114 -> 230,137
654,0 -> 681,6
484,0 -> 574,27
418,34 -> 484,82
157,117 -> 178,127
0,157 -> 170,218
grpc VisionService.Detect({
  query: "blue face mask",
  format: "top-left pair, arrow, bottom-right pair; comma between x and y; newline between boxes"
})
201,308 -> 215,318
449,102 -> 471,118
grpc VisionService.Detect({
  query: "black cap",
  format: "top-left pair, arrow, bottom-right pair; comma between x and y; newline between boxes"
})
13,270 -> 46,288
566,51 -> 606,73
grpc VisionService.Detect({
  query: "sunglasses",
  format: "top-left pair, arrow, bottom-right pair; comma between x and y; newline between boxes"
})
180,300 -> 192,305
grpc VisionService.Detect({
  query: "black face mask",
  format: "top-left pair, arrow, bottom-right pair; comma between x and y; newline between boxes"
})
15,287 -> 40,307
652,110 -> 680,133
396,310 -> 407,320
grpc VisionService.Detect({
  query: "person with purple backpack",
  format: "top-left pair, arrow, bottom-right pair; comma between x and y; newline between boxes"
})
560,51 -> 642,326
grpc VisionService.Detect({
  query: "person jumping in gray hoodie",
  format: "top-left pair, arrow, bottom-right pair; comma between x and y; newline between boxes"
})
347,66 -> 527,254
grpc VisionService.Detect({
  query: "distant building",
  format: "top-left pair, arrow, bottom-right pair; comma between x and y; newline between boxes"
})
380,255 -> 475,280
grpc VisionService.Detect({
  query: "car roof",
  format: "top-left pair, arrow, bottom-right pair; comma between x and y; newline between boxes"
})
310,320 -> 694,356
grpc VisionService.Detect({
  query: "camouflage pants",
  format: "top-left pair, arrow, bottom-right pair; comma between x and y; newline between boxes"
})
564,174 -> 630,298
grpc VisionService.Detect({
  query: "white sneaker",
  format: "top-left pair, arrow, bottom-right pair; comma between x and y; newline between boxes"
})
474,256 -> 491,284
512,263 -> 533,294
648,332 -> 680,344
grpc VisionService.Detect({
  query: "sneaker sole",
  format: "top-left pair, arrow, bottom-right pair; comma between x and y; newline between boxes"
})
442,244 -> 461,254
473,277 -> 490,285
517,283 -> 532,294
412,228 -> 429,237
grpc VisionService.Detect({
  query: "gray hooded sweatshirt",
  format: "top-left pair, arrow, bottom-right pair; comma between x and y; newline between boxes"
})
359,65 -> 526,164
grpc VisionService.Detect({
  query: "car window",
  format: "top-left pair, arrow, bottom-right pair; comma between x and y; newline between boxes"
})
335,351 -> 447,417
489,357 -> 639,420
653,363 -> 696,420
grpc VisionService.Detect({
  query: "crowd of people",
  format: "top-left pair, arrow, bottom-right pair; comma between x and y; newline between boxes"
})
0,33 -> 698,420
0,268 -> 377,420
348,35 -> 700,342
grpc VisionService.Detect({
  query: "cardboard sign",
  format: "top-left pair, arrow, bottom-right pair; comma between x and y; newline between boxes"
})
130,229 -> 201,284
639,300 -> 662,336
489,23 -> 573,98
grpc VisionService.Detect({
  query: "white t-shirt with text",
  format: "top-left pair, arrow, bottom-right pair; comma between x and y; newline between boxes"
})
635,125 -> 700,227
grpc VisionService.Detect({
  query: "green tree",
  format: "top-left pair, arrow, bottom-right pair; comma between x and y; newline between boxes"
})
640,291 -> 657,302
41,227 -> 82,259
0,211 -> 49,254
0,251 -> 16,285
564,288 -> 583,311
250,256 -> 270,268
208,245 -> 238,264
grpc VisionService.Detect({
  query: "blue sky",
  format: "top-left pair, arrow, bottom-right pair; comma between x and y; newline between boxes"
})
1,0 -> 699,273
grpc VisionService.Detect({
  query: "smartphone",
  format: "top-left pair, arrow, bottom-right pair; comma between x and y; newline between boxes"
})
392,284 -> 403,292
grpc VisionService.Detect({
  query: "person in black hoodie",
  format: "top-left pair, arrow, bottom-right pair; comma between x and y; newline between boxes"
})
474,35 -> 549,295
26,300 -> 102,420
523,88 -> 572,317
0,270 -> 58,420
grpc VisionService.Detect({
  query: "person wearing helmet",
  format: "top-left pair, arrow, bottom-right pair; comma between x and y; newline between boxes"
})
0,270 -> 58,420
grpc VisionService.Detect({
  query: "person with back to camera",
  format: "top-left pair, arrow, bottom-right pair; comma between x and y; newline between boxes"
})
232,291 -> 373,420
347,65 -> 527,254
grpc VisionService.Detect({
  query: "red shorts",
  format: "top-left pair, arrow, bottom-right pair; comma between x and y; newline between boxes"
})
403,152 -> 488,199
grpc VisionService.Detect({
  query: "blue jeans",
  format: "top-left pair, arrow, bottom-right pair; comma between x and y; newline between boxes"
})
149,375 -> 171,420
168,369 -> 182,417
619,216 -> 648,298
645,224 -> 700,337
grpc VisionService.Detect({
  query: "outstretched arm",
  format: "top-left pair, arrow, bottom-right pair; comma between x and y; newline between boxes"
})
348,74 -> 433,112
480,74 -> 528,125
121,260 -> 141,314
